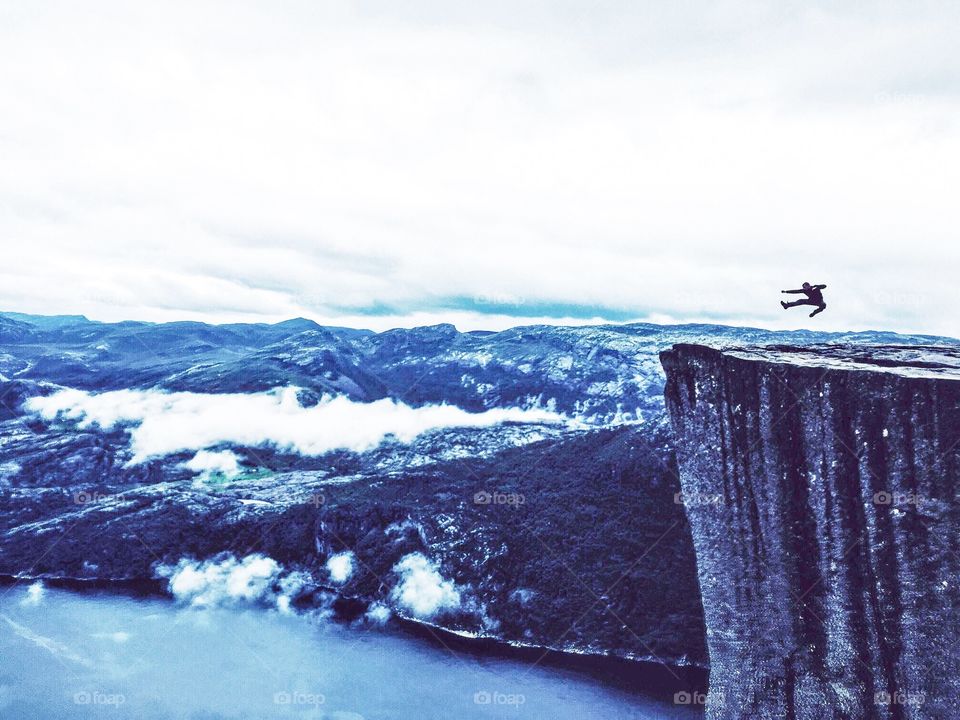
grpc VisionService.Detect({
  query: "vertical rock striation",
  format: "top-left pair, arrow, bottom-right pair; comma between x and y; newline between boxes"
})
661,344 -> 960,720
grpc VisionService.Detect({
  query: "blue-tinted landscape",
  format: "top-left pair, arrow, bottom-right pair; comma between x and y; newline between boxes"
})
3,312 -> 959,717
4,2 -> 959,717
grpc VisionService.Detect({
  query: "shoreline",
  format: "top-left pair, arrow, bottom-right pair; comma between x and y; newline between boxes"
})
1,573 -> 709,705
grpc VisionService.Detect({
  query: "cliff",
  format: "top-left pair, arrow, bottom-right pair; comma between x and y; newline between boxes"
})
661,344 -> 960,720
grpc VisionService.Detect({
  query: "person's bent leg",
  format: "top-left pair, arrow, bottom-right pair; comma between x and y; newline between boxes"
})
809,303 -> 826,317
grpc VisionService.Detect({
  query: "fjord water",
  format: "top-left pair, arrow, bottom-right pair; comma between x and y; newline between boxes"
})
0,586 -> 698,719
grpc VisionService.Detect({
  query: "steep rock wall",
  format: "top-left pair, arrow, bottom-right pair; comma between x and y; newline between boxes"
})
661,344 -> 960,719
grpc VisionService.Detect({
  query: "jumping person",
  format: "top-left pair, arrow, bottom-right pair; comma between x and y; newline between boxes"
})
781,282 -> 827,317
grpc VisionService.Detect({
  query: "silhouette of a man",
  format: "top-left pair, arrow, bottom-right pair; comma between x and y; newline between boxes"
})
781,282 -> 827,317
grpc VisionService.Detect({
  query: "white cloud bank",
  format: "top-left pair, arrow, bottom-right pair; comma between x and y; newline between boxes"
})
155,554 -> 308,613
26,386 -> 565,463
390,553 -> 461,619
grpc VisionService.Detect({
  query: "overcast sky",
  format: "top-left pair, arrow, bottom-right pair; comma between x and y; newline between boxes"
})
1,1 -> 958,336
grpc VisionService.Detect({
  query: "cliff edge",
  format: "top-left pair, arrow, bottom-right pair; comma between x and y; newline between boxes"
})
661,343 -> 960,719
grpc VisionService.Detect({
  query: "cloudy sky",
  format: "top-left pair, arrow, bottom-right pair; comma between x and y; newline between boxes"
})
1,1 -> 958,336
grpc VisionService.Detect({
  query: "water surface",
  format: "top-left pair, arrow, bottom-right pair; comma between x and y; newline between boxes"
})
0,585 -> 699,719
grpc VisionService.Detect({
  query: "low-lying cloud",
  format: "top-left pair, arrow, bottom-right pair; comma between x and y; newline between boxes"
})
326,552 -> 355,585
183,449 -> 241,480
390,553 -> 461,619
26,386 -> 565,463
19,582 -> 45,608
155,554 -> 308,613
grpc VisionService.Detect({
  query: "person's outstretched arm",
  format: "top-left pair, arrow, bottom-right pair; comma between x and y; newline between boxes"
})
813,284 -> 827,289
782,288 -> 804,294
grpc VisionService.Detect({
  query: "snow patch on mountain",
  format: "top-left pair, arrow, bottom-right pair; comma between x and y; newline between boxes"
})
0,462 -> 20,484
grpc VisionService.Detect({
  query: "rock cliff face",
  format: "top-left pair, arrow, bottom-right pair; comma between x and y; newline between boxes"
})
661,344 -> 960,720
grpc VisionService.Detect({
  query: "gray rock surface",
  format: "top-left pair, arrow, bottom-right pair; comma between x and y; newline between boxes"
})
662,343 -> 960,719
